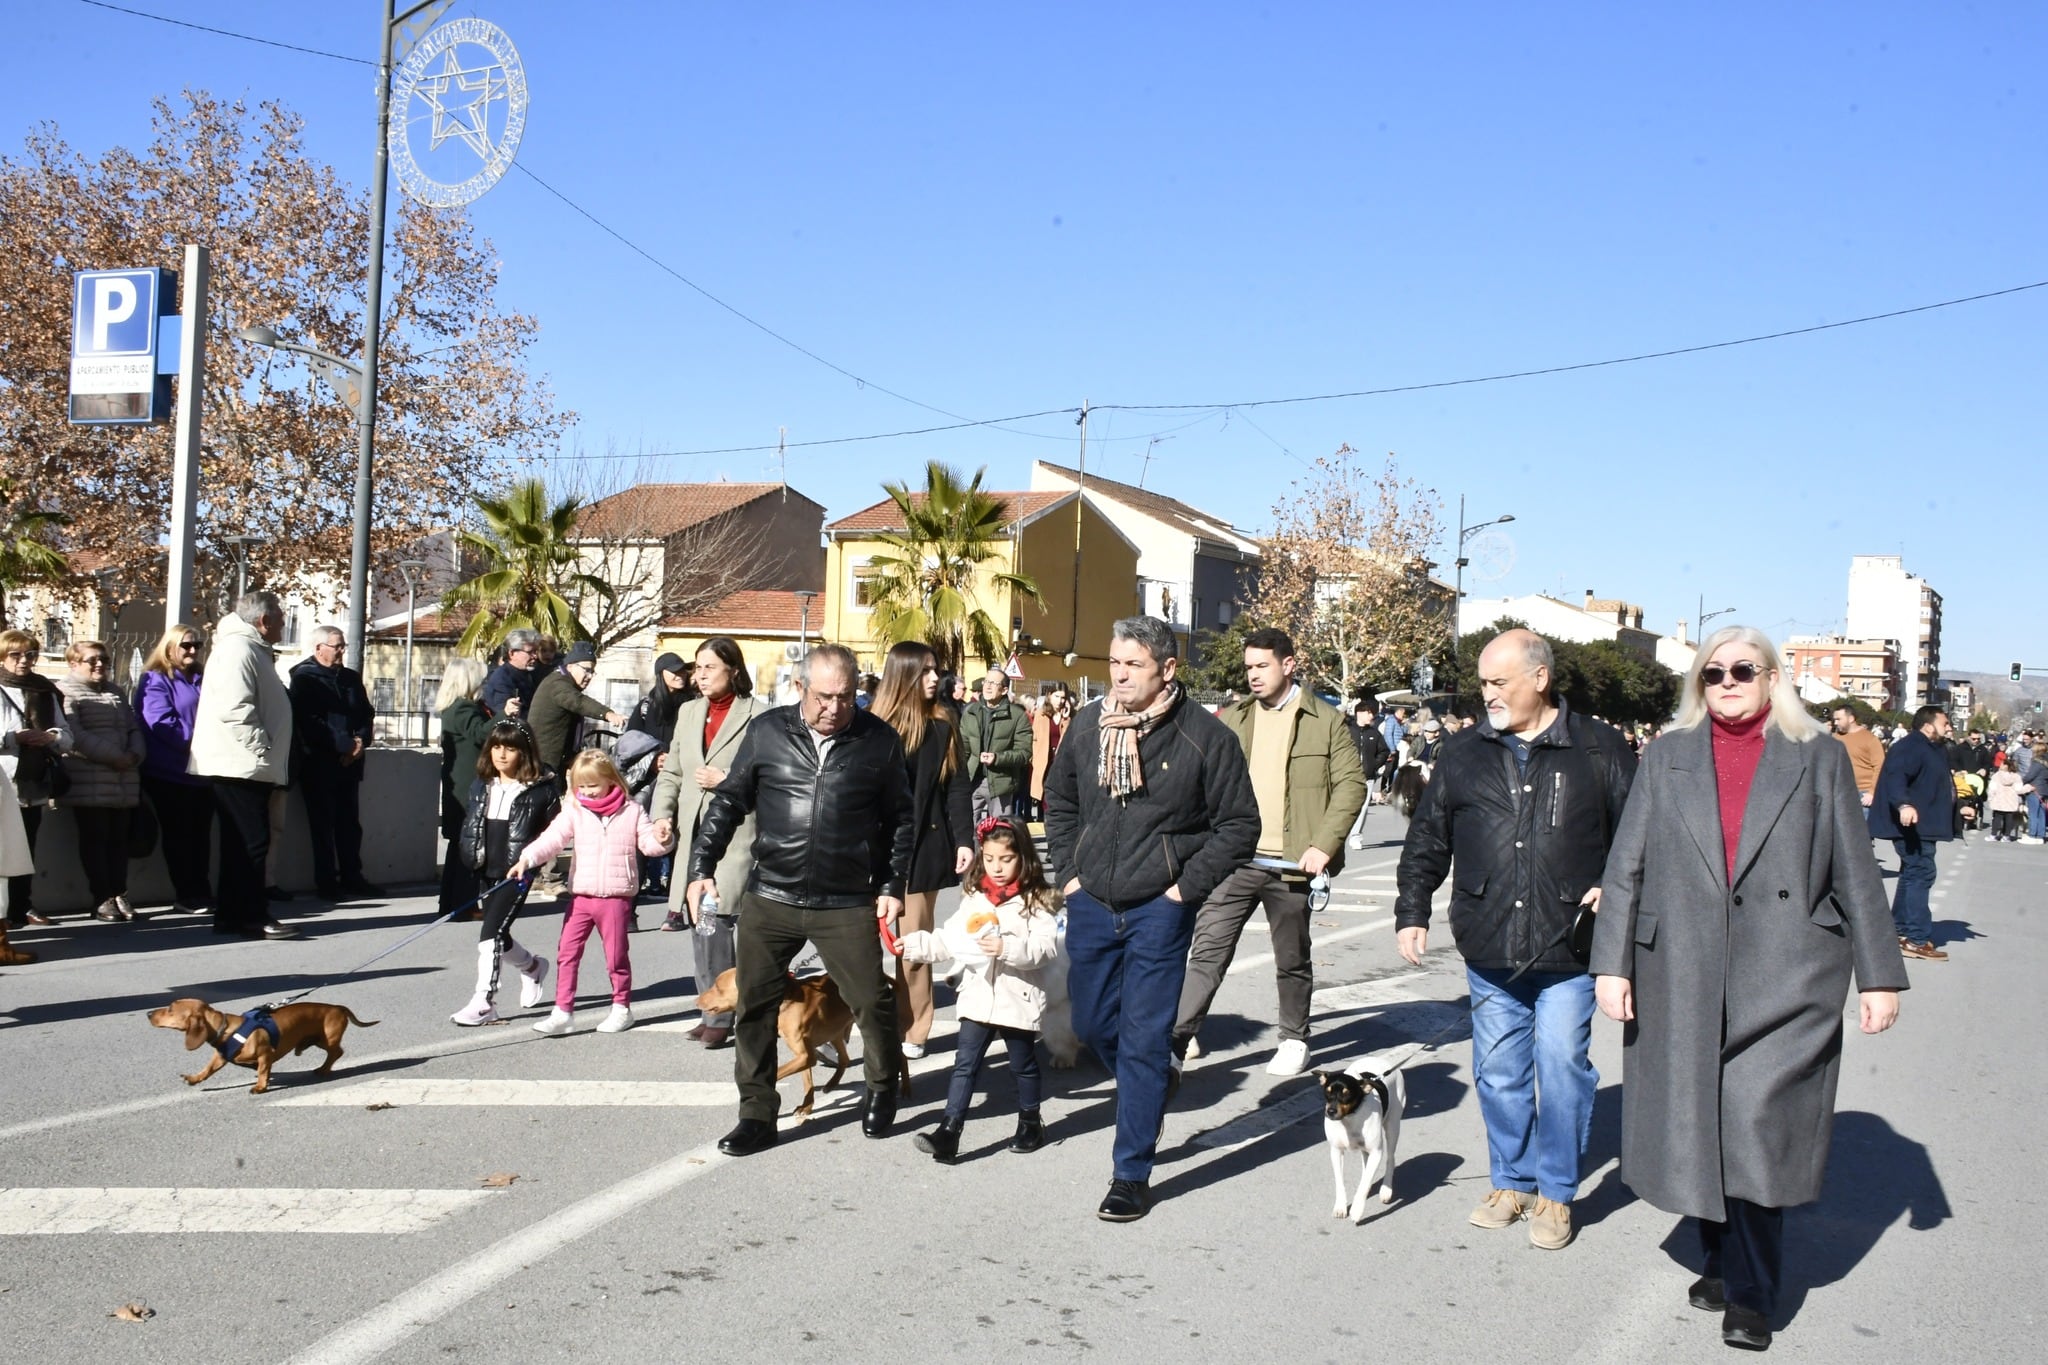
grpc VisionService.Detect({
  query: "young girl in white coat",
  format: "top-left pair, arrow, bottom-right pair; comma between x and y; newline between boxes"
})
898,817 -> 1060,1162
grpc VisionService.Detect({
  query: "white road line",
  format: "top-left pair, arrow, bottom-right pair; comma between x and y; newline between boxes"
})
281,1144 -> 726,1365
0,1187 -> 493,1235
274,1079 -> 739,1107
1226,915 -> 1395,975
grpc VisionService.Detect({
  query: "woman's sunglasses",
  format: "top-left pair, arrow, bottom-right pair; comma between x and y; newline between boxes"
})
1701,662 -> 1765,687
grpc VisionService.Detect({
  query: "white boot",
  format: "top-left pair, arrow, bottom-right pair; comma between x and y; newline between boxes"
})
532,1008 -> 574,1036
510,943 -> 550,1009
451,942 -> 498,1027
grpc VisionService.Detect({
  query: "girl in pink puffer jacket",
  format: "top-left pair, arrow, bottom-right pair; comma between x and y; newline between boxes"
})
512,749 -> 672,1035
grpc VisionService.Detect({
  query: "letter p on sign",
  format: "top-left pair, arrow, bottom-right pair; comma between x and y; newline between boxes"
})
91,276 -> 138,352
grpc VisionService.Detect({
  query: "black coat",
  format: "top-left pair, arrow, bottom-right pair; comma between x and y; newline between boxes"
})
688,706 -> 915,907
903,716 -> 974,895
287,658 -> 374,780
456,777 -> 561,873
1348,718 -> 1391,777
1867,730 -> 1958,840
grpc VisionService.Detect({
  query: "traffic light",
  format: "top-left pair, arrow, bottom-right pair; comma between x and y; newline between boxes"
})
2013,662 -> 2025,682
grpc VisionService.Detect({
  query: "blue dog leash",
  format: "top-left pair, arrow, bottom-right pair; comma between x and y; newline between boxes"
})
258,874 -> 532,1012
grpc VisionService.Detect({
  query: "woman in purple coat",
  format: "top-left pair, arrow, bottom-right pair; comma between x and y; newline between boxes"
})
136,624 -> 213,912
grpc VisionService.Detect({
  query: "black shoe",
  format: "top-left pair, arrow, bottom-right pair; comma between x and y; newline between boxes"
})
266,886 -> 296,903
914,1118 -> 963,1163
23,910 -> 54,926
260,920 -> 301,940
717,1119 -> 777,1157
860,1086 -> 898,1139
1689,1276 -> 1727,1312
698,1026 -> 732,1049
1097,1179 -> 1151,1222
1722,1306 -> 1771,1350
340,878 -> 386,898
1009,1110 -> 1045,1154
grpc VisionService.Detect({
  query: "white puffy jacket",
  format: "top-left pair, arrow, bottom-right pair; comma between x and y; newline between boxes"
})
189,612 -> 293,785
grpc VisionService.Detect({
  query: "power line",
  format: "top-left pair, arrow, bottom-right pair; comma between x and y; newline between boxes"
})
77,0 -> 374,64
562,408 -> 1083,461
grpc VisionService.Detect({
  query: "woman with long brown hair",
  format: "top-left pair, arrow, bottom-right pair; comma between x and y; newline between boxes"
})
871,641 -> 975,1058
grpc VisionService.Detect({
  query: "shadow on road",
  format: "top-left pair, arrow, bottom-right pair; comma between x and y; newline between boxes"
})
1930,916 -> 1982,946
8,967 -> 440,1029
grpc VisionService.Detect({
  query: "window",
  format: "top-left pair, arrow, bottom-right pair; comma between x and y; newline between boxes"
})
371,678 -> 396,712
418,675 -> 441,710
281,610 -> 301,646
851,567 -> 879,609
42,616 -> 69,652
1217,600 -> 1233,625
1191,596 -> 1203,627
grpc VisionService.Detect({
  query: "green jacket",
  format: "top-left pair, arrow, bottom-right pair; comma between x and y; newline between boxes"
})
960,697 -> 1033,798
1222,689 -> 1368,874
529,668 -> 611,782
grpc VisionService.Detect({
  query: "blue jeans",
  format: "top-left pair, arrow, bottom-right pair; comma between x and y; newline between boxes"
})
1065,888 -> 1196,1183
946,1017 -> 1041,1121
1465,966 -> 1597,1204
2027,792 -> 2045,840
1890,835 -> 1937,942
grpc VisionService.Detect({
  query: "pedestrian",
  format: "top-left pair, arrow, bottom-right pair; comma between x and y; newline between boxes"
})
288,625 -> 382,900
1173,628 -> 1366,1077
136,624 -> 213,914
450,719 -> 558,1025
1043,615 -> 1259,1222
511,748 -> 672,1035
1395,628 -> 1637,1251
1029,683 -> 1073,820
1986,751 -> 2025,840
1828,705 -> 1885,811
2013,738 -> 2047,843
480,628 -> 543,719
684,644 -> 916,1157
189,593 -> 298,940
961,668 -> 1033,824
435,657 -> 494,918
625,651 -> 693,745
869,641 -> 975,1061
527,641 -> 625,788
1592,625 -> 1905,1351
1345,701 -> 1391,847
53,640 -> 146,922
0,629 -> 76,928
936,672 -> 964,720
0,755 -> 32,962
900,816 -> 1060,1162
651,637 -> 764,1049
1867,705 -> 1959,962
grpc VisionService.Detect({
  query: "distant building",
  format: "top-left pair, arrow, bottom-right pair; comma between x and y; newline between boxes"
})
1845,554 -> 1942,709
1459,589 -> 1691,672
1783,634 -> 1901,712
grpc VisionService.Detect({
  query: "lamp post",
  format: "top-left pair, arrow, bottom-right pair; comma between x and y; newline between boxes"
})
793,590 -> 819,659
1697,599 -> 1737,640
1450,495 -> 1515,698
226,533 -> 266,602
398,557 -> 429,746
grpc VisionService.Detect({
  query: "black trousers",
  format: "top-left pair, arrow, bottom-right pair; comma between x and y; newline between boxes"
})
142,775 -> 213,906
6,803 -> 40,919
732,892 -> 898,1122
211,779 -> 273,933
1698,1197 -> 1784,1317
300,762 -> 364,888
71,807 -> 131,902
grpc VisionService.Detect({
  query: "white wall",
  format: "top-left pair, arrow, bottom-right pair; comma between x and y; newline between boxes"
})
1845,555 -> 1935,708
1028,469 -> 1195,631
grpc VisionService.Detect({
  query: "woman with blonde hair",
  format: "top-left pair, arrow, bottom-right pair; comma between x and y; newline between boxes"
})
136,623 -> 212,913
1592,625 -> 1907,1349
54,639 -> 147,921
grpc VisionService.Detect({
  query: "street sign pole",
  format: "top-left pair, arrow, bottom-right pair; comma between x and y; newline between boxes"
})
345,0 -> 400,676
165,244 -> 208,627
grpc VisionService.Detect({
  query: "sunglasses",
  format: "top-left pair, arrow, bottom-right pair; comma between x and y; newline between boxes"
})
1701,662 -> 1766,687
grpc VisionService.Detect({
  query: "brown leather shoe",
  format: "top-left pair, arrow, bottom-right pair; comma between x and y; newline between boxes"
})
1899,937 -> 1949,962
699,1026 -> 732,1049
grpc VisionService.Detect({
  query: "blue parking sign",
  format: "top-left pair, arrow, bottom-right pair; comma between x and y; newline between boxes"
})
70,266 -> 173,424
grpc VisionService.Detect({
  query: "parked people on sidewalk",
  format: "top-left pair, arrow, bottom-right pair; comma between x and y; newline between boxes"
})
1592,625 -> 1905,1351
1043,615 -> 1259,1223
189,593 -> 298,940
1,628 -> 76,928
651,637 -> 764,1049
436,658 -> 494,918
1868,705 -> 1959,962
1173,628 -> 1365,1077
137,625 -> 213,914
961,668 -> 1033,824
480,628 -> 543,719
1395,628 -> 1637,1252
451,719 -> 559,1025
685,644 -> 916,1157
1828,705 -> 1885,810
53,640 -> 146,922
288,626 -> 381,900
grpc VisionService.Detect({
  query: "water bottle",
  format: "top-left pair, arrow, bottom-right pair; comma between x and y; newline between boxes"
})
1308,873 -> 1331,913
696,887 -> 720,936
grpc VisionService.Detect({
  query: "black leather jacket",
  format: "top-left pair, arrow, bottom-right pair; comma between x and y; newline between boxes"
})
457,778 -> 562,873
1396,704 -> 1637,973
688,706 -> 915,907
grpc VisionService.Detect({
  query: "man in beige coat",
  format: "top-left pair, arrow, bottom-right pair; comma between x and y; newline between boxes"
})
190,592 -> 297,940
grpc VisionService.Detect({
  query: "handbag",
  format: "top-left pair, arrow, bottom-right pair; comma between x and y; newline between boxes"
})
128,797 -> 160,860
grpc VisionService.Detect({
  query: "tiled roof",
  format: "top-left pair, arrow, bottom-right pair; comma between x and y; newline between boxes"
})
661,589 -> 816,634
1033,461 -> 1257,551
826,490 -> 1066,535
369,604 -> 478,639
575,482 -> 809,538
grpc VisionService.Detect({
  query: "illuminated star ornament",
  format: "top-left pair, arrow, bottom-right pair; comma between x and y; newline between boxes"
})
390,18 -> 529,209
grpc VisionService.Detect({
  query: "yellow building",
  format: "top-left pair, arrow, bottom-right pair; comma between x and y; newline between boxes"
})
822,489 -> 1141,696
656,589 -> 822,704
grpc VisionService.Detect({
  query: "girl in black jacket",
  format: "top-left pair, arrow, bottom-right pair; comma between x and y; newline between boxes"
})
451,720 -> 562,1026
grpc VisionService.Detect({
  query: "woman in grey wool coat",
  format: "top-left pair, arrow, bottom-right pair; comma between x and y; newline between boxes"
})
1592,625 -> 1907,1353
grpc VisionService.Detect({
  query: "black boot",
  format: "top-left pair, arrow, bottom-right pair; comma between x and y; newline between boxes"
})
1009,1109 -> 1045,1154
914,1117 -> 963,1163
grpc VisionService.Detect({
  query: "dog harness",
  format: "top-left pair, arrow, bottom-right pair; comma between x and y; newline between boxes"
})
1361,1072 -> 1390,1114
214,1008 -> 281,1059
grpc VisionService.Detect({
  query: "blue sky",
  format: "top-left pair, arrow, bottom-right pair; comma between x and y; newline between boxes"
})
9,2 -> 2043,671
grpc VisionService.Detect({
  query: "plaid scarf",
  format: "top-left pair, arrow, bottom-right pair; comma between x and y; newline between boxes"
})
1096,682 -> 1181,802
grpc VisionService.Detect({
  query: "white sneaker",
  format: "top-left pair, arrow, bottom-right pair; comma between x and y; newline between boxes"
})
595,1004 -> 635,1033
900,1041 -> 925,1060
1266,1039 -> 1311,1076
532,1008 -> 574,1036
450,994 -> 497,1027
1184,1036 -> 1204,1061
518,956 -> 550,1009
2021,836 -> 2044,845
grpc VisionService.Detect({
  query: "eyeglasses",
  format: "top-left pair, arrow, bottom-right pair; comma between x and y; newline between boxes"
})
3,651 -> 37,662
1701,662 -> 1765,687
178,641 -> 200,650
80,658 -> 108,669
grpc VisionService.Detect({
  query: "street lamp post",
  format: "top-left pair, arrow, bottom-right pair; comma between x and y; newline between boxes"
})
1697,598 -> 1737,641
398,557 -> 429,746
793,590 -> 819,659
1451,495 -> 1515,699
226,534 -> 266,602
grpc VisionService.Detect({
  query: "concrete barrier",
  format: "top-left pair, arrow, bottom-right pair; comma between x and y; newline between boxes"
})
16,748 -> 441,914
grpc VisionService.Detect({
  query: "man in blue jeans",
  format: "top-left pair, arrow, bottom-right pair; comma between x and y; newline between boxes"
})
1868,705 -> 1957,962
1395,629 -> 1636,1251
1044,615 -> 1258,1223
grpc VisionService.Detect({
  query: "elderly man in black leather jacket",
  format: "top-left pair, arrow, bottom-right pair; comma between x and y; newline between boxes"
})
685,644 -> 915,1156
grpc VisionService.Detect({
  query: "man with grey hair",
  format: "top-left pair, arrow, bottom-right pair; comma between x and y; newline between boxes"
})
289,625 -> 380,899
961,667 -> 1033,824
190,591 -> 299,939
481,628 -> 543,719
686,643 -> 916,1156
1044,616 -> 1259,1222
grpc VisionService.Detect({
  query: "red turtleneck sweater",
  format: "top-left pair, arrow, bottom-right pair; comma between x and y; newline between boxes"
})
704,693 -> 736,747
1710,706 -> 1770,883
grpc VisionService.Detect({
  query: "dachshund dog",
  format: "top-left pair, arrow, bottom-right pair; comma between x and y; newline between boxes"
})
146,998 -> 377,1095
698,968 -> 880,1120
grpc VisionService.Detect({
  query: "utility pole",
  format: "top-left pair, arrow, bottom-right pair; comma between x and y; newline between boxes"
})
1066,399 -> 1088,664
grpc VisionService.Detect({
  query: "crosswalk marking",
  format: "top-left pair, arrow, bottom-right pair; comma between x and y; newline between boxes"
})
273,1078 -> 737,1107
0,1187 -> 493,1235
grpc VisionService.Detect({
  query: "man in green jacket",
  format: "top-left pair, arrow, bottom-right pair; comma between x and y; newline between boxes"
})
960,669 -> 1034,823
1172,628 -> 1366,1077
528,641 -> 625,788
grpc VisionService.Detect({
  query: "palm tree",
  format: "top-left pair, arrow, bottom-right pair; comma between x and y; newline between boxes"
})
441,477 -> 613,653
865,462 -> 1043,672
0,479 -> 70,628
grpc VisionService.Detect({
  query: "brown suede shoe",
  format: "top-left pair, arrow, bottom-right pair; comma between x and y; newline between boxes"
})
1899,937 -> 1949,962
1527,1196 -> 1573,1249
1469,1188 -> 1532,1228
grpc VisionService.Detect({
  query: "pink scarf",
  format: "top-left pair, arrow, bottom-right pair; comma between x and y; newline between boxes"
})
577,784 -> 628,818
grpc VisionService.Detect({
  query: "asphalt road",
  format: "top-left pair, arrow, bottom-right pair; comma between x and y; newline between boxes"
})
0,807 -> 2038,1363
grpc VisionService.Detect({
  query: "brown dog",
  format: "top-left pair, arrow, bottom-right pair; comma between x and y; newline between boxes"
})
697,968 -> 873,1120
147,998 -> 377,1094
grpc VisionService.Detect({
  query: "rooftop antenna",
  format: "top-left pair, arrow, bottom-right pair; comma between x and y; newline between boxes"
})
1137,434 -> 1173,488
777,426 -> 787,500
